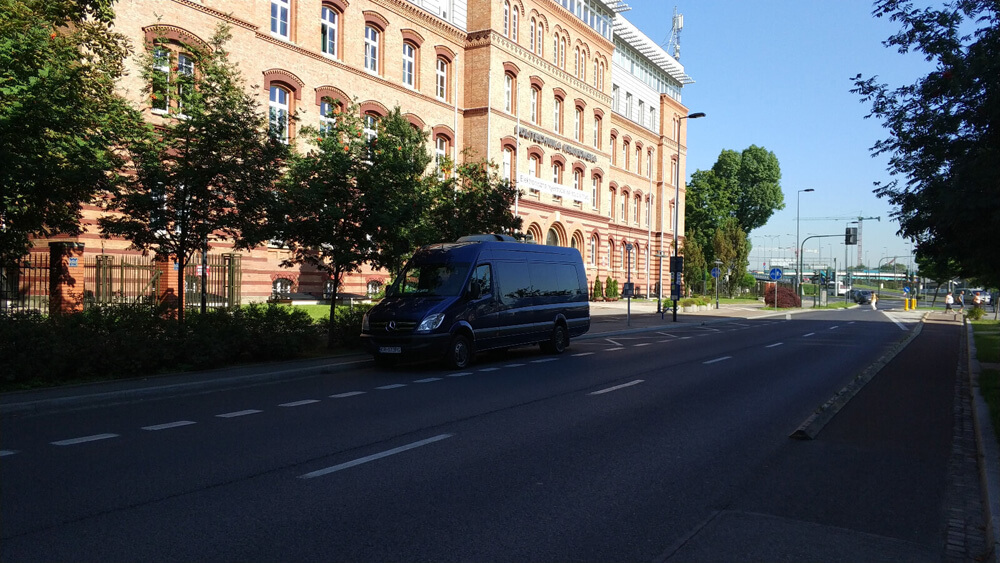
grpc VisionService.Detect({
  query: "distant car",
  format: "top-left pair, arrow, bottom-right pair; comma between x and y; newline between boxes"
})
848,288 -> 863,302
855,290 -> 872,304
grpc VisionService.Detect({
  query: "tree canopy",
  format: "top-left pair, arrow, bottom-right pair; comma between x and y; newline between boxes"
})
0,0 -> 140,260
852,0 -> 1000,287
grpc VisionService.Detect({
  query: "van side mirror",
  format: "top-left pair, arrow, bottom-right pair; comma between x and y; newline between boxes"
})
468,280 -> 482,300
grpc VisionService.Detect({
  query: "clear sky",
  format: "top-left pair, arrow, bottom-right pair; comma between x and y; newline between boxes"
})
622,0 -> 935,272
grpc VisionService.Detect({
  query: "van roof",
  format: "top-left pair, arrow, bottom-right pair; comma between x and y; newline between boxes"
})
414,240 -> 583,262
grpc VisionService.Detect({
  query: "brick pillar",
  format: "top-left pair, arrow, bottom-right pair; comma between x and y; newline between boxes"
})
155,257 -> 184,316
49,242 -> 85,315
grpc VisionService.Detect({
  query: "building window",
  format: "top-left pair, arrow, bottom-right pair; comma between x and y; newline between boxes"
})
552,162 -> 562,184
436,58 -> 448,100
574,108 -> 582,141
271,0 -> 290,39
593,59 -> 599,88
512,6 -> 519,42
553,97 -> 561,134
647,150 -> 653,178
272,277 -> 293,298
620,192 -> 627,221
593,116 -> 601,149
319,98 -> 337,135
529,18 -> 536,52
402,42 -> 415,88
649,107 -> 656,130
574,46 -> 580,77
610,136 -> 616,165
536,22 -> 543,56
638,100 -> 645,126
363,113 -> 378,143
503,1 -> 510,37
636,146 -> 642,174
592,176 -> 600,210
502,146 -> 513,181
599,62 -> 605,90
529,154 -> 540,177
572,169 -> 581,192
559,36 -> 566,69
612,85 -> 619,112
364,25 -> 380,74
269,85 -> 290,143
530,87 -> 539,123
151,47 -> 170,113
625,92 -> 633,118
623,141 -> 629,170
176,53 -> 193,115
321,6 -> 338,58
504,73 -> 514,114
589,235 -> 597,265
633,196 -> 639,225
435,135 -> 448,167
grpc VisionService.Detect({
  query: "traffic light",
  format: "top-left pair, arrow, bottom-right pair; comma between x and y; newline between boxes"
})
845,227 -> 858,245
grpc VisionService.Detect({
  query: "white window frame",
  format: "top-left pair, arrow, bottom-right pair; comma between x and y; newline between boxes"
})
591,176 -> 599,210
152,47 -> 170,114
574,108 -> 581,141
512,6 -> 519,42
502,147 -> 513,181
364,113 -> 378,143
271,0 -> 289,40
319,98 -> 337,135
321,6 -> 338,58
530,87 -> 538,123
529,18 -> 536,52
503,1 -> 510,37
176,53 -> 193,116
504,74 -> 513,114
269,85 -> 290,143
436,58 -> 448,100
364,26 -> 380,74
402,42 -> 415,88
553,97 -> 561,134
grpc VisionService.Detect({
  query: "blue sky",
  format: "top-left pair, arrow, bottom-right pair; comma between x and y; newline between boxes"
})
623,0 -> 935,271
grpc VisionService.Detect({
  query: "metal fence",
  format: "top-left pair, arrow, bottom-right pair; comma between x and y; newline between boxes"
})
84,255 -> 161,309
184,253 -> 241,310
1,253 -> 50,314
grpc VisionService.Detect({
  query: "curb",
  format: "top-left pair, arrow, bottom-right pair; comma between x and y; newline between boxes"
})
789,312 -> 927,440
966,320 -> 1000,563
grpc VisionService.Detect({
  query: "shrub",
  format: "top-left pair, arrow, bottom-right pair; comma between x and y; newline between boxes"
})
332,303 -> 374,349
764,284 -> 802,308
592,278 -> 604,301
967,306 -> 986,321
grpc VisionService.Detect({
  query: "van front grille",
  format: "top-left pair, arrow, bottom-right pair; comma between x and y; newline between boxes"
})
369,320 -> 418,333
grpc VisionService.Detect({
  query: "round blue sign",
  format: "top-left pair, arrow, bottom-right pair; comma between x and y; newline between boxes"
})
711,267 -> 721,278
903,286 -> 910,294
769,267 -> 783,281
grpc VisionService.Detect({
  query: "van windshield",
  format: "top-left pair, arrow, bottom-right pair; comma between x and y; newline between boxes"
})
390,262 -> 471,297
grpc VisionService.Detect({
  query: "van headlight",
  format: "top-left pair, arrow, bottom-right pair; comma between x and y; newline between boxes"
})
416,313 -> 445,333
361,312 -> 370,332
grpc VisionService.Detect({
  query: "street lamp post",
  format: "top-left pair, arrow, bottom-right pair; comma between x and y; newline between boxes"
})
671,111 -> 705,322
795,188 -> 814,296
654,251 -> 668,314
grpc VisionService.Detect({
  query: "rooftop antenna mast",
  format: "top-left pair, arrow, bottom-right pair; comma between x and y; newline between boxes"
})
664,6 -> 683,60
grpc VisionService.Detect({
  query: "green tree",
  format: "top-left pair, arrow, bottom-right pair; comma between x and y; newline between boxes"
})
712,218 -> 750,298
99,25 -> 289,324
418,150 -> 523,247
852,0 -> 1000,288
733,145 -> 784,233
0,0 -> 141,261
682,237 -> 707,297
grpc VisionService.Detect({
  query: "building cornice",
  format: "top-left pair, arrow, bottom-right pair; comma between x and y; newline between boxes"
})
169,0 -> 258,31
372,0 -> 468,43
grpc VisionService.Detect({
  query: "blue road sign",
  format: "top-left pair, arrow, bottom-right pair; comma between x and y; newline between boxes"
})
711,267 -> 721,278
769,267 -> 783,281
903,286 -> 910,294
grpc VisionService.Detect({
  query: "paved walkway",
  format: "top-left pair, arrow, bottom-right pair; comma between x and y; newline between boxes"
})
2,301 -> 997,561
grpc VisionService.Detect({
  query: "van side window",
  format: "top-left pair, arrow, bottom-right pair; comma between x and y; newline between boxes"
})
495,261 -> 533,306
471,264 -> 492,296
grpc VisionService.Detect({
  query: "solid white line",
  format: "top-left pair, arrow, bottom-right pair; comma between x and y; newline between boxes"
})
885,313 -> 907,331
703,356 -> 732,365
330,391 -> 366,398
572,352 -> 594,357
1,450 -> 17,456
52,433 -> 119,446
634,343 -> 651,347
605,339 -> 622,346
765,342 -> 783,348
590,380 -> 644,395
504,363 -> 526,368
605,347 -> 625,352
413,378 -> 441,383
447,372 -> 473,377
376,384 -> 407,390
142,420 -> 196,431
656,332 -> 677,337
216,410 -> 262,418
531,358 -> 559,363
279,400 -> 321,407
478,367 -> 500,372
680,336 -> 692,340
299,434 -> 454,479
829,325 -> 839,330
803,332 -> 815,337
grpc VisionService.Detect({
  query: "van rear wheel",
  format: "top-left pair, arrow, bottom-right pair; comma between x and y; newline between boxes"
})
445,333 -> 473,369
541,324 -> 569,354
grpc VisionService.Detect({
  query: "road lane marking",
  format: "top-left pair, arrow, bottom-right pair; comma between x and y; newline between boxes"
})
703,356 -> 732,365
765,343 -> 783,348
803,332 -> 815,337
680,336 -> 692,340
142,421 -> 196,431
52,433 -> 119,446
605,339 -> 622,346
885,313 -> 907,330
413,378 -> 441,383
829,326 -> 839,330
447,372 -> 473,377
590,380 -> 644,395
531,358 -> 559,363
634,343 -> 651,347
504,363 -> 526,368
478,367 -> 500,372
217,410 -> 262,418
299,434 -> 454,479
656,332 -> 678,337
572,352 -> 594,357
279,400 -> 321,407
1,450 -> 17,456
330,391 -> 366,398
605,347 -> 625,352
376,384 -> 407,390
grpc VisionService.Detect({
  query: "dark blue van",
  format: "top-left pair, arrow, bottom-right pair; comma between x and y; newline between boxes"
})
360,235 -> 590,368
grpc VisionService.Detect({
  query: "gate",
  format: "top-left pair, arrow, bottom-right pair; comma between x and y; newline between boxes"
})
84,255 -> 161,308
0,253 -> 50,314
184,253 -> 241,310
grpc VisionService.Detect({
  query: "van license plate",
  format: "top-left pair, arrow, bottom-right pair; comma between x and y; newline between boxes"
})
379,346 -> 401,354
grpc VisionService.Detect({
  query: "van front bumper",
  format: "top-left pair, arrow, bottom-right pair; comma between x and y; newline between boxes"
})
360,332 -> 452,362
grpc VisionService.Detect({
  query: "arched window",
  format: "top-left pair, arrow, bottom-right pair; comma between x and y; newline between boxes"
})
593,115 -> 602,149
435,135 -> 449,170
591,175 -> 600,211
572,168 -> 581,191
512,6 -> 519,42
620,190 -> 628,222
319,97 -> 339,135
530,86 -> 539,123
502,146 -> 514,181
633,195 -> 640,225
503,1 -> 510,36
363,112 -> 379,143
272,277 -> 293,298
574,107 -> 582,141
536,21 -> 543,56
529,18 -> 536,51
504,73 -> 515,114
269,85 -> 290,143
402,42 -> 416,88
559,36 -> 566,68
553,96 -> 562,134
367,280 -> 383,297
546,228 -> 560,246
589,235 -> 597,266
528,154 -> 540,178
551,162 -> 563,184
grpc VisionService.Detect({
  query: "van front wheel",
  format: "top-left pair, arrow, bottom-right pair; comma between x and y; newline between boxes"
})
445,334 -> 473,369
541,324 -> 569,354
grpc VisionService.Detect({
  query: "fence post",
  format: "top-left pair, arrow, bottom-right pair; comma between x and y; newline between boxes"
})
49,242 -> 86,315
155,257 -> 184,316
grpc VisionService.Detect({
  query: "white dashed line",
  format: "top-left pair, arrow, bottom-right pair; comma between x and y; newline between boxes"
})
634,343 -> 651,347
765,342 -> 783,348
605,347 -> 625,352
829,326 -> 839,330
299,434 -> 454,479
703,356 -> 732,365
531,358 -> 559,363
376,384 -> 407,390
447,372 -> 473,377
52,433 -> 119,446
590,380 -> 644,395
504,363 -> 526,368
478,367 -> 500,372
605,339 -> 622,347
142,420 -> 196,431
680,336 -> 692,340
1,450 -> 17,456
217,410 -> 262,418
279,400 -> 321,407
572,352 -> 594,357
330,391 -> 366,398
413,377 -> 441,383
803,332 -> 815,337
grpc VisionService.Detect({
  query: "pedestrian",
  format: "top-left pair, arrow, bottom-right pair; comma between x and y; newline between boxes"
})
973,291 -> 982,309
958,290 -> 965,311
945,291 -> 954,311
871,291 -> 878,310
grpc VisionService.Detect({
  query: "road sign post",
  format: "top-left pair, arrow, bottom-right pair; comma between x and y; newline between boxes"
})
769,267 -> 783,308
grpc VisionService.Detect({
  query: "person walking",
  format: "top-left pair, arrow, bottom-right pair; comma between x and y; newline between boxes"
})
958,290 -> 965,311
945,291 -> 954,312
871,291 -> 878,310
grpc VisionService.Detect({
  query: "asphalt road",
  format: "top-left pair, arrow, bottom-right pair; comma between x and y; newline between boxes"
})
1,307 -> 941,561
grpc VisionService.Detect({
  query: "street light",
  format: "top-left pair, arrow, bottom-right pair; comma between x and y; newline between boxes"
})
795,188 -> 814,296
671,111 -> 705,322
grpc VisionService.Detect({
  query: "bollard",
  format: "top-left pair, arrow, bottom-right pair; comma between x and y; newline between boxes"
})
903,298 -> 910,311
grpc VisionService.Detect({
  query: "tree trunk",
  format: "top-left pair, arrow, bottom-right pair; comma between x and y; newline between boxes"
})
326,267 -> 341,349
